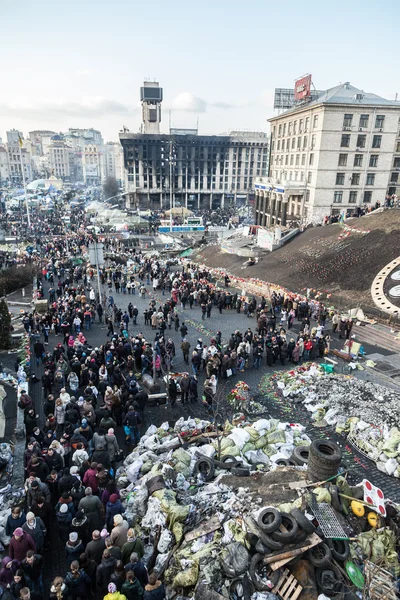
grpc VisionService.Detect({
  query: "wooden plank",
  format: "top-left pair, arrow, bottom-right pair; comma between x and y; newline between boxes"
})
184,515 -> 221,542
291,585 -> 303,600
284,578 -> 299,598
267,533 -> 322,570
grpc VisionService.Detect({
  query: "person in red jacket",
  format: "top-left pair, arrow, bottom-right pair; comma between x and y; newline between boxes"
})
82,462 -> 98,495
9,529 -> 36,562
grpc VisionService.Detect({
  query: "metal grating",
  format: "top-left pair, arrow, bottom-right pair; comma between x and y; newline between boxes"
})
310,496 -> 348,539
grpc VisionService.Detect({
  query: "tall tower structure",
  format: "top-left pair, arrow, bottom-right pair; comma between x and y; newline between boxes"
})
140,81 -> 163,134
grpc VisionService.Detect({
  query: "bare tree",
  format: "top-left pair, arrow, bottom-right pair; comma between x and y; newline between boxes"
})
103,176 -> 119,200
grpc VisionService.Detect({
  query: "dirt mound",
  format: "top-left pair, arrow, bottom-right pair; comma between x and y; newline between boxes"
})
194,211 -> 400,309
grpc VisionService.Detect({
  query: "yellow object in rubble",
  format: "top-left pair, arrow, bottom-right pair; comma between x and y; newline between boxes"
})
367,512 -> 379,527
351,501 -> 365,518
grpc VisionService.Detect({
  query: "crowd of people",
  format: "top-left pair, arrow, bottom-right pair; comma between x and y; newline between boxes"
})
2,201 -> 347,599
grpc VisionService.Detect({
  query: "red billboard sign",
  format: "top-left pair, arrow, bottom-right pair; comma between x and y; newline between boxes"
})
294,74 -> 312,101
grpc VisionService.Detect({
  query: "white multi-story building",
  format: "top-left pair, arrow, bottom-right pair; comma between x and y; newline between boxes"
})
48,139 -> 74,180
6,144 -> 32,183
82,145 -> 103,185
103,142 -> 124,186
254,82 -> 400,226
0,148 -> 10,181
28,130 -> 57,156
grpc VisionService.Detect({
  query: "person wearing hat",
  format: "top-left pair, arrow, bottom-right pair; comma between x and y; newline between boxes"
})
96,550 -> 117,599
27,478 -> 51,508
91,444 -> 110,470
9,528 -> 36,562
106,495 -> 125,531
27,455 -> 49,483
0,556 -> 20,589
22,512 -> 46,555
110,515 -> 129,549
65,532 -> 85,568
78,487 -> 103,533
86,531 -> 106,566
56,503 -> 73,544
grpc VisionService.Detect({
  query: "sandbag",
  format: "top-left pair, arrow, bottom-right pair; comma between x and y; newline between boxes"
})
173,560 -> 199,588
221,542 -> 249,576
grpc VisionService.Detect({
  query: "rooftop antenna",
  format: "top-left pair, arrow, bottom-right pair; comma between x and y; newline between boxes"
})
196,116 -> 199,132
169,110 -> 172,132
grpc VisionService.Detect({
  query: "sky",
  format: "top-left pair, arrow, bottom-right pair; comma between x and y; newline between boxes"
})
1,0 -> 399,143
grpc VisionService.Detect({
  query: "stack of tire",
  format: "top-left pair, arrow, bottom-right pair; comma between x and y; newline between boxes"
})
307,538 -> 349,598
307,439 -> 342,482
249,507 -> 317,592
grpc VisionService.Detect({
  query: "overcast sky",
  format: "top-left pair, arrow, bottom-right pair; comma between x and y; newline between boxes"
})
1,0 -> 399,143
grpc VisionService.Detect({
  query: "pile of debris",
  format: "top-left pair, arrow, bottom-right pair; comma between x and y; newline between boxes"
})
114,416 -> 400,599
267,364 -> 400,477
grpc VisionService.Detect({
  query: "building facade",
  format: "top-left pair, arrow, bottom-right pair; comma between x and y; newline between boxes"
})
0,148 -> 10,182
48,139 -> 74,180
254,83 -> 400,226
103,142 -> 124,186
28,130 -> 57,156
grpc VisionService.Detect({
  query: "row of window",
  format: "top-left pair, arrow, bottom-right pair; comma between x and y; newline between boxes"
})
338,153 -> 379,167
341,134 -> 382,148
276,115 -> 319,137
343,113 -> 385,129
333,191 -> 372,204
275,135 -> 315,152
272,153 -> 314,167
336,172 -> 376,185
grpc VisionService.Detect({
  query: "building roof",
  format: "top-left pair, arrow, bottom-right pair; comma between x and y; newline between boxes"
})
269,82 -> 400,121
313,82 -> 399,107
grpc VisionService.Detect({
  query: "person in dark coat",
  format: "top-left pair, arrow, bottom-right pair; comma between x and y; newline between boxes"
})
65,561 -> 91,600
106,496 -> 125,531
65,533 -> 85,568
124,553 -> 148,588
91,445 -> 111,469
56,504 -> 73,544
96,550 -> 117,599
86,531 -> 106,565
71,511 -> 90,546
6,508 -> 26,538
143,572 -> 165,600
20,552 -> 44,592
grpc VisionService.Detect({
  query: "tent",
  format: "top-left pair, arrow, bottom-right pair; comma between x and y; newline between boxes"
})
165,207 -> 193,216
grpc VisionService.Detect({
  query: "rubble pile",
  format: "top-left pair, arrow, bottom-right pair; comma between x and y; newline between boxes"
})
114,417 -> 400,599
268,364 -> 400,477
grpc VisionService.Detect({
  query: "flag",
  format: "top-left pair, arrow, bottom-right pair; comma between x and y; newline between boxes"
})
18,135 -> 23,148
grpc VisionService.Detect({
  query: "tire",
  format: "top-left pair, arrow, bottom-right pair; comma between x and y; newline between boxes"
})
291,445 -> 310,466
329,485 -> 344,513
316,566 -> 343,595
255,540 -> 272,554
158,396 -> 167,405
249,554 -> 282,591
231,466 -> 250,477
290,508 -> 316,535
307,455 -> 339,482
270,513 -> 298,544
309,440 -> 342,465
326,539 -> 349,562
194,457 -> 215,481
308,543 -> 333,568
147,397 -> 158,407
257,508 -> 282,534
275,459 -> 290,466
214,455 -> 240,470
260,532 -> 284,551
294,528 -> 308,544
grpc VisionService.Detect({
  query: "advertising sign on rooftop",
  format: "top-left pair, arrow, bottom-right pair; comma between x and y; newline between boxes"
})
294,74 -> 312,101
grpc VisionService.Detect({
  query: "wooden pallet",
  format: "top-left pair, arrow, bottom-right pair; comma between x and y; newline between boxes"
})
272,568 -> 303,600
365,560 -> 397,600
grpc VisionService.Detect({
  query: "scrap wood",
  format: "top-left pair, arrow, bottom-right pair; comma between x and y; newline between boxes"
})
365,560 -> 397,600
184,514 -> 222,542
157,542 -> 181,577
264,533 -> 322,571
272,568 -> 303,600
